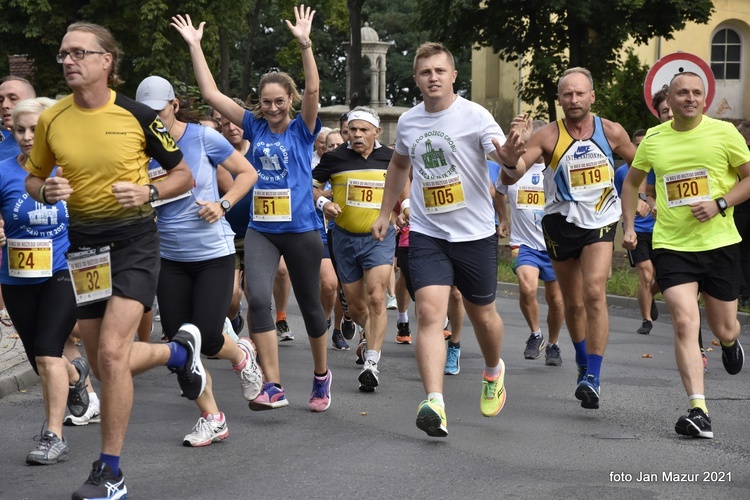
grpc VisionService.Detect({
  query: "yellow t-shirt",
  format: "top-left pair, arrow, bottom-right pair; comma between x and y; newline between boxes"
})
26,91 -> 183,231
312,144 -> 393,234
632,117 -> 750,251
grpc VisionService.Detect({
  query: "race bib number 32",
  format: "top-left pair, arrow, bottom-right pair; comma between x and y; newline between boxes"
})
66,247 -> 112,305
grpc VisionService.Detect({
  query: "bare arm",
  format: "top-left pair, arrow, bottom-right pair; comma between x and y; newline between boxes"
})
621,166 -> 648,250
214,150 -> 257,208
493,190 -> 510,238
372,152 -> 411,241
285,5 -> 319,133
172,15 -> 246,128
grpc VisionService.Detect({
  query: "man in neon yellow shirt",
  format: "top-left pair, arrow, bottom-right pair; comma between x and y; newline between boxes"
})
621,71 -> 750,439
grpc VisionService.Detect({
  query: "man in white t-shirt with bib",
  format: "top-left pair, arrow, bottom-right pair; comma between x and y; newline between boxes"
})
372,42 -> 523,438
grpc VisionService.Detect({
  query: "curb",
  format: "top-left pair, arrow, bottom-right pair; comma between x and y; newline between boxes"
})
0,361 -> 40,400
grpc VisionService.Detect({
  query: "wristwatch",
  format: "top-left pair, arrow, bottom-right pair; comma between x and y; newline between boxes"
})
638,193 -> 648,202
716,197 -> 728,217
220,199 -> 231,213
147,184 -> 159,203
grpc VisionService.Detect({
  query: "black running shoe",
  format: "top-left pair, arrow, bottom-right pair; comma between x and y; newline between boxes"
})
72,460 -> 127,500
636,319 -> 653,335
721,339 -> 744,375
523,333 -> 546,359
170,324 -> 206,400
340,316 -> 356,341
650,298 -> 659,321
675,407 -> 713,439
68,357 -> 91,417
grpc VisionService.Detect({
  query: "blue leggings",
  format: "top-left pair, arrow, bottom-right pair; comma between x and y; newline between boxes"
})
244,228 -> 327,338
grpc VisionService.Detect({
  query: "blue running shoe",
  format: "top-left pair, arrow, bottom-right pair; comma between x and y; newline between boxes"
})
444,345 -> 460,375
576,364 -> 588,384
575,373 -> 600,409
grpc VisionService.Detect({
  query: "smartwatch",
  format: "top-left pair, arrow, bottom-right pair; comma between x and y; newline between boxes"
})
147,184 -> 159,203
220,199 -> 232,213
716,197 -> 728,217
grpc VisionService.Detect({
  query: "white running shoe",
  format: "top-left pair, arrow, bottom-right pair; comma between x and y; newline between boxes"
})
222,317 -> 239,343
183,413 -> 229,447
64,399 -> 101,426
235,338 -> 264,400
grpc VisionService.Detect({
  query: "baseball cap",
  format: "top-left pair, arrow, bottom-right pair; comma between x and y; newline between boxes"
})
136,76 -> 175,111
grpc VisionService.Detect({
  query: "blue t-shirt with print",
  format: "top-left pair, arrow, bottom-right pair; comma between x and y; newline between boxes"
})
242,111 -> 323,234
0,157 -> 69,285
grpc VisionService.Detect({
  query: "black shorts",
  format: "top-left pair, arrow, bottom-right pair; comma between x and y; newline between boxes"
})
627,231 -> 654,267
653,244 -> 741,301
234,237 -> 245,271
541,213 -> 617,262
409,231 -> 497,306
69,221 -> 161,320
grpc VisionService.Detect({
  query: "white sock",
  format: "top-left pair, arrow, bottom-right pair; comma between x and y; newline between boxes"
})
532,329 -> 542,338
365,349 -> 380,364
397,311 -> 409,323
427,392 -> 444,407
443,316 -> 449,329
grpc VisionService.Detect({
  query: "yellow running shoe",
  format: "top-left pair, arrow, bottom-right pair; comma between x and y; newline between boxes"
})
416,399 -> 448,437
480,358 -> 506,417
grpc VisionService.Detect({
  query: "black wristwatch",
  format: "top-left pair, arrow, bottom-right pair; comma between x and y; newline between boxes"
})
147,184 -> 159,203
220,199 -> 231,213
716,197 -> 728,217
638,193 -> 648,202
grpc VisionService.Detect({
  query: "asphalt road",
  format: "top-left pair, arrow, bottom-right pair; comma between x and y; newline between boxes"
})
1,289 -> 748,500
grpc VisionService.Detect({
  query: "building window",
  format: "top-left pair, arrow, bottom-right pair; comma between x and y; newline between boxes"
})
711,28 -> 741,80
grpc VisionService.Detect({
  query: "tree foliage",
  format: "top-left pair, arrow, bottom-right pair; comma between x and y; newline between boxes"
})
414,0 -> 715,121
593,48 -> 658,137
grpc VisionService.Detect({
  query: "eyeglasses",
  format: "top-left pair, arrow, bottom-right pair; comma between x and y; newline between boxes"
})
56,50 -> 106,64
260,98 -> 288,109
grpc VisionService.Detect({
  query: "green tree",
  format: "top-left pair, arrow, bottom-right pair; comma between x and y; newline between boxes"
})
415,0 -> 714,121
593,48 -> 659,137
362,0 -> 472,106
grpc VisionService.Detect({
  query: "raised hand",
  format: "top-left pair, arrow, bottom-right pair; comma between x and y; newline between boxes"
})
171,14 -> 206,47
285,4 -> 315,43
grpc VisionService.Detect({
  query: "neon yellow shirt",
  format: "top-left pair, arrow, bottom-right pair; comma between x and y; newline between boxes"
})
632,117 -> 750,251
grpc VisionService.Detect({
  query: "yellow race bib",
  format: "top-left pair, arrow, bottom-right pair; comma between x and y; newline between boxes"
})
663,169 -> 711,208
66,247 -> 112,305
7,239 -> 53,278
253,188 -> 292,222
422,175 -> 466,214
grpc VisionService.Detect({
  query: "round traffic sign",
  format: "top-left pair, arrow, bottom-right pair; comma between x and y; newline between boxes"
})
643,52 -> 715,118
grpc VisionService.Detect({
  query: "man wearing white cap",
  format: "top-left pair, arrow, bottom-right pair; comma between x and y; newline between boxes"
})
313,106 -> 395,392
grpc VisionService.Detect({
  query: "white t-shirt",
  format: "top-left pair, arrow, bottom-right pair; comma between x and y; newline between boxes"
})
495,162 -> 550,250
395,96 -> 505,242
